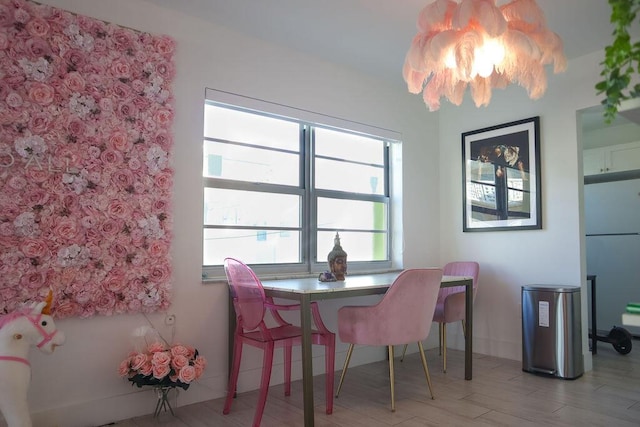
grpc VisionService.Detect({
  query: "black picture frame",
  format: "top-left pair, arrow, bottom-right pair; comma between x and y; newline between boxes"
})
462,116 -> 542,232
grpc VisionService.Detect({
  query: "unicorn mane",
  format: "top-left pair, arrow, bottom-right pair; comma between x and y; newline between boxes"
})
0,308 -> 32,330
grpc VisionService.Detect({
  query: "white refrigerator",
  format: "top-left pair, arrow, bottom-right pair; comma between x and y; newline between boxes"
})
585,178 -> 640,337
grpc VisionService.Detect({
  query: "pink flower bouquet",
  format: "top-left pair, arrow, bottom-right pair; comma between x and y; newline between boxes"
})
119,342 -> 206,390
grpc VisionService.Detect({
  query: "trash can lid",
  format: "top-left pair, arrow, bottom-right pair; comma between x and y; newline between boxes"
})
522,284 -> 581,293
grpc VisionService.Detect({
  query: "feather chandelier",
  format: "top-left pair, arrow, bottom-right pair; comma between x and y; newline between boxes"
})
403,0 -> 567,111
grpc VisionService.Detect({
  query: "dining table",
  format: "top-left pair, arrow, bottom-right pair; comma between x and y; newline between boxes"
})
228,270 -> 474,427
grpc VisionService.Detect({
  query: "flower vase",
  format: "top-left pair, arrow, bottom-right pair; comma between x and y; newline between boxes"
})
153,385 -> 175,417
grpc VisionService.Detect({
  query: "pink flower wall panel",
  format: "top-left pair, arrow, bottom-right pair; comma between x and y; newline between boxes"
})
0,0 -> 175,318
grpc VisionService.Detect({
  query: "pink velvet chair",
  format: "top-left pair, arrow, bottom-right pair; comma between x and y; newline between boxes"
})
432,261 -> 479,373
223,258 -> 336,427
335,268 -> 443,412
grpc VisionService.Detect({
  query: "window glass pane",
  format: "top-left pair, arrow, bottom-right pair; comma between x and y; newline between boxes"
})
204,188 -> 300,227
203,140 -> 299,185
204,229 -> 300,265
315,127 -> 384,164
204,104 -> 299,151
317,231 -> 387,262
467,182 -> 496,210
315,159 -> 384,194
317,198 -> 386,231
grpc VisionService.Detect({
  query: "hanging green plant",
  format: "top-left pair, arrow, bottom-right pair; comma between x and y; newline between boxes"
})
595,0 -> 640,123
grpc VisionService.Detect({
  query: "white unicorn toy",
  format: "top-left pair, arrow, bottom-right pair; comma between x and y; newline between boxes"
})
0,292 -> 65,427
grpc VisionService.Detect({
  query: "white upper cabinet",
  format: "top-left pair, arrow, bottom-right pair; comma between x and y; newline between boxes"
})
584,141 -> 640,176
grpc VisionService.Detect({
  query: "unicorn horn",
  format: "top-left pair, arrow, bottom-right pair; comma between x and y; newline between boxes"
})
42,289 -> 53,315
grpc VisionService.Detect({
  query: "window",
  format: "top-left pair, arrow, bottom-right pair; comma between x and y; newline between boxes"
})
202,90 -> 399,278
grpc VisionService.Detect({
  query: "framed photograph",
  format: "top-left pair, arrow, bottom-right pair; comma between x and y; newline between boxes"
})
462,116 -> 542,232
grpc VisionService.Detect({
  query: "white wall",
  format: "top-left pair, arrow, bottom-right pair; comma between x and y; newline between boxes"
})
437,51 -> 605,367
18,1 -> 442,426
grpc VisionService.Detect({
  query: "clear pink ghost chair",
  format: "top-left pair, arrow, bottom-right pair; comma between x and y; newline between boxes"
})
223,257 -> 336,427
431,261 -> 479,373
335,269 -> 443,412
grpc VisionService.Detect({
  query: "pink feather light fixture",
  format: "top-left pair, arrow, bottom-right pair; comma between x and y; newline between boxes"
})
403,0 -> 566,111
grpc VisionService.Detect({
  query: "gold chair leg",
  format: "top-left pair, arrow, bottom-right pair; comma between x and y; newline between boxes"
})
335,344 -> 354,398
442,323 -> 447,373
400,344 -> 408,361
461,319 -> 466,338
388,345 -> 396,412
418,341 -> 435,399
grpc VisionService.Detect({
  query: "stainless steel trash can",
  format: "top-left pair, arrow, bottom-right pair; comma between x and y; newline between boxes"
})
522,285 -> 584,379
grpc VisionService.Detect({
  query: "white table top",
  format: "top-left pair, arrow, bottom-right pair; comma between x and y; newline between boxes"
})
261,271 -> 472,295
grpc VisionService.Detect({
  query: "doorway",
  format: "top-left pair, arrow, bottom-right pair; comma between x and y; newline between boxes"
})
579,104 -> 640,356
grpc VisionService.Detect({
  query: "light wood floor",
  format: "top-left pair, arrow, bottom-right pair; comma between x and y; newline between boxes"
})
113,343 -> 640,427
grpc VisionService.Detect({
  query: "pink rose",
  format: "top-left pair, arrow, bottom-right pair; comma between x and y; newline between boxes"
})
148,240 -> 169,257
171,354 -> 189,371
118,359 -> 131,377
20,238 -> 49,258
147,342 -> 166,353
21,271 -> 45,290
25,168 -> 49,183
153,131 -> 172,148
154,171 -> 173,190
149,264 -> 171,283
108,130 -> 130,151
154,36 -> 175,56
29,112 -> 53,134
139,361 -> 153,377
67,118 -> 86,137
154,109 -> 173,127
28,82 -> 55,105
95,292 -> 116,315
194,356 -> 207,377
111,81 -> 132,99
53,217 -> 79,240
170,345 -> 190,358
155,61 -> 175,79
52,299 -> 80,319
100,149 -> 123,166
151,352 -> 171,379
25,37 -> 51,58
63,71 -> 86,92
25,17 -> 50,38
99,219 -> 122,238
178,365 -> 197,383
62,49 -> 85,71
110,59 -> 131,79
130,352 -> 148,371
116,101 -> 138,121
107,199 -> 131,218
112,28 -> 135,50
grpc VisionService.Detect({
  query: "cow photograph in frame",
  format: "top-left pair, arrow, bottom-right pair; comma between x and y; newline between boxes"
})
462,116 -> 542,232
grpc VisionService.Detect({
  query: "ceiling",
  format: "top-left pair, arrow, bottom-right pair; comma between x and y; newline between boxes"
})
144,0 -> 639,88
144,0 -> 639,140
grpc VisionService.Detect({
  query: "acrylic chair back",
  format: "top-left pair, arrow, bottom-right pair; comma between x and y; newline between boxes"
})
224,257 -> 266,331
223,257 -> 336,426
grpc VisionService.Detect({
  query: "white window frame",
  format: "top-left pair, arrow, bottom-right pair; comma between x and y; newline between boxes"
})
202,89 -> 403,280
